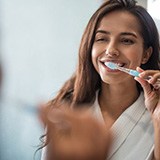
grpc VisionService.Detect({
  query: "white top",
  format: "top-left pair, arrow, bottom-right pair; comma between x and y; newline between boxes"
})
41,92 -> 154,160
91,92 -> 154,160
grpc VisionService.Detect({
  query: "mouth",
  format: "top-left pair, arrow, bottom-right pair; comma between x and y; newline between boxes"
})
99,60 -> 127,73
101,60 -> 125,68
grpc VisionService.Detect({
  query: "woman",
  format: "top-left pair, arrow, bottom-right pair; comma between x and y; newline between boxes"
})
41,0 -> 160,159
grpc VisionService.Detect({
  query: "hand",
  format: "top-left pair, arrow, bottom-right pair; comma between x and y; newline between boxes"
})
41,103 -> 112,160
135,67 -> 160,160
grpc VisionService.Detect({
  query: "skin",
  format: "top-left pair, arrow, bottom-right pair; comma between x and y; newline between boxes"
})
135,67 -> 160,160
92,10 -> 151,124
42,10 -> 160,160
92,10 -> 160,159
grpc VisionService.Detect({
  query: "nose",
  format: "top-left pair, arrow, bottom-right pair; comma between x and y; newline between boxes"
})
105,44 -> 119,57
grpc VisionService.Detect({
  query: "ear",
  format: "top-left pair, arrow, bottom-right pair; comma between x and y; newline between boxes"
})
141,47 -> 153,64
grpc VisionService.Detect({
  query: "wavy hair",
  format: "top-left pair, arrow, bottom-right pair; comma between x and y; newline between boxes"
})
38,0 -> 160,152
50,0 -> 160,107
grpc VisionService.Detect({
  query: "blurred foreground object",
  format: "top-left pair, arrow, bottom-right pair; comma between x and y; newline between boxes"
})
41,104 -> 112,160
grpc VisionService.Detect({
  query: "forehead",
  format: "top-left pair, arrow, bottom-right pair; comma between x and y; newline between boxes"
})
97,10 -> 142,35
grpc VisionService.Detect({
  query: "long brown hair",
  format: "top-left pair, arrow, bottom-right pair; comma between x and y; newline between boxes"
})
50,0 -> 160,107
37,0 -> 160,154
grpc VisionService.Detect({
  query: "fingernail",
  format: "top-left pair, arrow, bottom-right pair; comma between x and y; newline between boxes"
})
154,84 -> 159,90
134,77 -> 138,80
138,73 -> 144,78
148,78 -> 153,84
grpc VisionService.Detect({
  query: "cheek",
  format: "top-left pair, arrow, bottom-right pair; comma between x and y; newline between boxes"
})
129,52 -> 144,67
91,47 -> 99,71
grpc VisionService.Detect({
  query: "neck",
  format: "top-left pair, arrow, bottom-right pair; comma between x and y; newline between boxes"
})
99,82 -> 140,121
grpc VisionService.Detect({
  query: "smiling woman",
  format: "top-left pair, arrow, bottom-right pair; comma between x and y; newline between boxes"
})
40,0 -> 160,160
91,10 -> 152,85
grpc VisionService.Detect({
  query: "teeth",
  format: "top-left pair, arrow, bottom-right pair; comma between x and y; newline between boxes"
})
117,63 -> 124,67
104,62 -> 124,67
104,62 -> 110,67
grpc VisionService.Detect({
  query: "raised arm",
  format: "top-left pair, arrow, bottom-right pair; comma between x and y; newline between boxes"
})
135,67 -> 160,160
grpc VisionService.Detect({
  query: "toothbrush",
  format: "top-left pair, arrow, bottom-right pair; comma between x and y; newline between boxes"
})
105,62 -> 160,89
105,62 -> 140,77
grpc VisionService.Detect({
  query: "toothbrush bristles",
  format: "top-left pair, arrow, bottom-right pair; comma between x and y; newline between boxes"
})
105,62 -> 118,70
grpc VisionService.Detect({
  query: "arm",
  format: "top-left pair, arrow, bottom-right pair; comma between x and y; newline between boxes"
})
152,116 -> 160,160
135,67 -> 160,160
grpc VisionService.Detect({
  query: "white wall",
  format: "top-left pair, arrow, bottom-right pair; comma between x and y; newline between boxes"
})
137,0 -> 147,8
0,0 -> 101,105
136,0 -> 160,33
147,0 -> 160,33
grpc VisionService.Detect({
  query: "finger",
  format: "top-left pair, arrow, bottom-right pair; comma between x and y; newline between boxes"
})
136,67 -> 150,80
136,66 -> 144,72
152,84 -> 160,90
139,70 -> 159,80
134,77 -> 152,96
134,77 -> 159,113
139,70 -> 158,77
137,68 -> 160,87
148,72 -> 160,84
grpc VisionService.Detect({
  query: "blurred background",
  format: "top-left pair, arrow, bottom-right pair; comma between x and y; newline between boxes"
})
0,0 -> 159,160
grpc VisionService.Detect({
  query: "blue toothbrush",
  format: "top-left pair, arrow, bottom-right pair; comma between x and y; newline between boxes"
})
105,62 -> 160,89
105,62 -> 140,77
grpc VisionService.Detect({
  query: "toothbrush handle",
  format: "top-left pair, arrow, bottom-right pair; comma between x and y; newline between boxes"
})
119,67 -> 160,86
129,70 -> 140,77
130,70 -> 160,88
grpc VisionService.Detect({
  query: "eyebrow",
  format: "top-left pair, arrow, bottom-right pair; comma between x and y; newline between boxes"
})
95,30 -> 110,35
95,30 -> 137,38
121,32 -> 137,38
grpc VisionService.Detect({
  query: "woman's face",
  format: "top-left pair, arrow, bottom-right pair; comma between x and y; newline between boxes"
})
92,10 -> 149,84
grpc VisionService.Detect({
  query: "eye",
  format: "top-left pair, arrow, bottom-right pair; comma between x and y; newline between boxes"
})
121,38 -> 134,45
96,38 -> 106,42
94,36 -> 109,43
